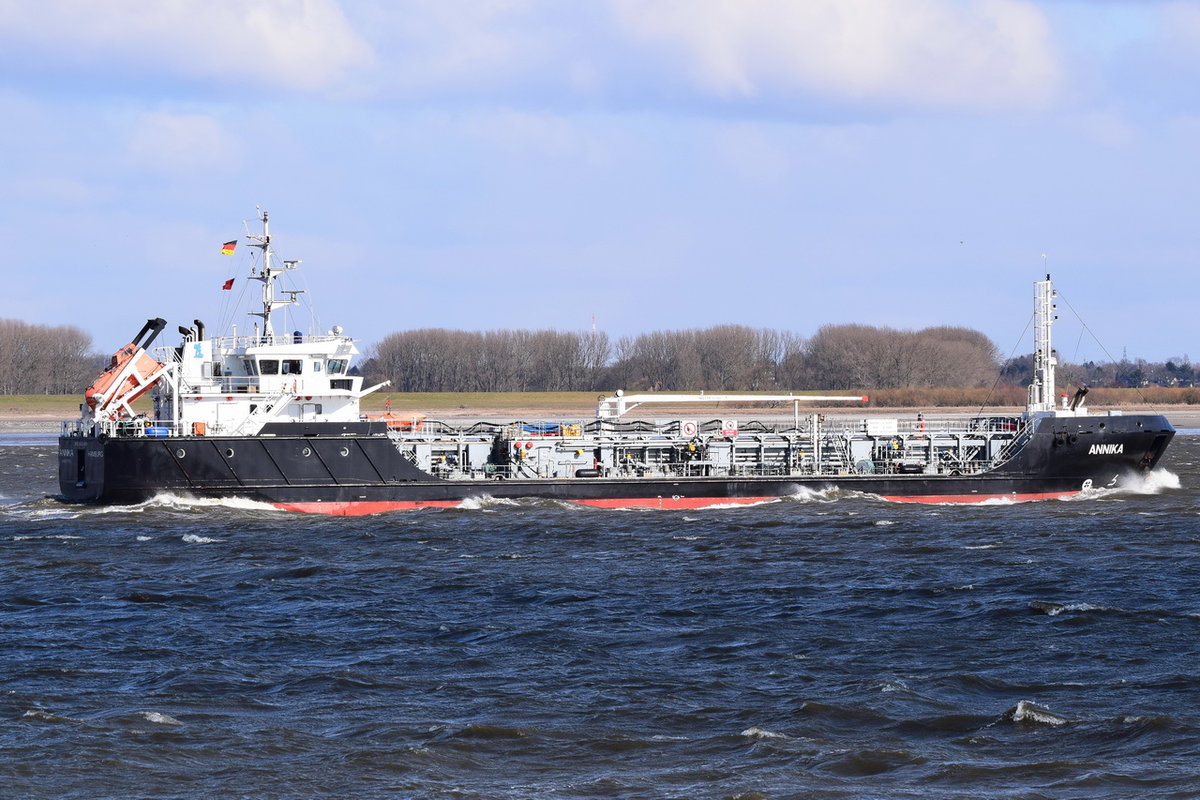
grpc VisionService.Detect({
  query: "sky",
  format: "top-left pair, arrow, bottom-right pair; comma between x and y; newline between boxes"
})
1,0 -> 1198,364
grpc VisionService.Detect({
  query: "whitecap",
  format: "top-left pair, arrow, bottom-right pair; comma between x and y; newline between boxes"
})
971,496 -> 1021,506
785,486 -> 838,503
12,534 -> 82,541
707,499 -> 782,509
1004,700 -> 1068,726
1125,468 -> 1181,494
138,711 -> 182,726
23,709 -> 60,721
1061,469 -> 1182,502
1029,600 -> 1066,616
456,495 -> 521,511
1029,600 -> 1105,616
146,493 -> 281,513
182,534 -> 222,544
874,519 -> 896,526
22,709 -> 82,725
24,508 -> 85,520
741,726 -> 789,740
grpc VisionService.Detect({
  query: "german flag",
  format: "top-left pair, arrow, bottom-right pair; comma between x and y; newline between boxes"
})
221,240 -> 237,255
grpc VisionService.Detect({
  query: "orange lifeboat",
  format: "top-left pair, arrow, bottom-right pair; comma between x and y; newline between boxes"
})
85,318 -> 168,412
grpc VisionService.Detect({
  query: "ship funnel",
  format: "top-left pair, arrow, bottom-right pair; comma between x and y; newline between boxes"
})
194,319 -> 206,341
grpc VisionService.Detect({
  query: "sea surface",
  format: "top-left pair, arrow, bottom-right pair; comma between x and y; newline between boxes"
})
2,431 -> 1199,799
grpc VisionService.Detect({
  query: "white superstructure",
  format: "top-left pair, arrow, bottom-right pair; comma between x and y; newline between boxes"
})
72,210 -> 387,438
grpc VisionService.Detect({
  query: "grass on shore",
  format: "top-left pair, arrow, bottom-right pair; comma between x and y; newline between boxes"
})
1,395 -> 88,416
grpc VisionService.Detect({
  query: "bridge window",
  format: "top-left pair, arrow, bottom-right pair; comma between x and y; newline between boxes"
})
243,359 -> 258,376
259,359 -> 279,375
328,359 -> 347,375
281,360 -> 303,375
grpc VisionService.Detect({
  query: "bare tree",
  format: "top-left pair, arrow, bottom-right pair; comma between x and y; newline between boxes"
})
802,323 -> 1001,389
0,319 -> 97,394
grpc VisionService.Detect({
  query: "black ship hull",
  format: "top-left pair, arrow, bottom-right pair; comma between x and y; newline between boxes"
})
58,413 -> 1176,515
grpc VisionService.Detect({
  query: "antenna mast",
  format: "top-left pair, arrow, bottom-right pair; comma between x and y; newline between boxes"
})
246,210 -> 303,340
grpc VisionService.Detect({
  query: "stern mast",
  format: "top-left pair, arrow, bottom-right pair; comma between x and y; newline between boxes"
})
1027,274 -> 1058,414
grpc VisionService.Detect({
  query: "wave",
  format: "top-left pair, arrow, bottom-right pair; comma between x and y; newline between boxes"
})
10,492 -> 283,520
136,711 -> 183,726
1000,700 -> 1069,727
142,493 -> 282,513
455,495 -> 526,511
1064,468 -> 1182,502
785,486 -> 840,503
181,533 -> 223,544
741,725 -> 790,740
1029,600 -> 1108,617
696,498 -> 782,510
1124,468 -> 1182,495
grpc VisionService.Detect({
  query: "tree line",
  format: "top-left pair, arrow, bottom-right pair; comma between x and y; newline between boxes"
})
1,315 -> 1191,396
361,323 -> 1004,393
0,319 -> 100,395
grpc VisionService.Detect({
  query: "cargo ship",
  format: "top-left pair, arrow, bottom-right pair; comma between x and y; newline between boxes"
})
58,213 -> 1175,514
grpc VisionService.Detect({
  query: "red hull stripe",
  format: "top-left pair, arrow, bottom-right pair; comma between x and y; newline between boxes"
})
273,496 -> 779,515
570,496 -> 776,509
274,500 -> 463,516
274,490 -> 1080,515
880,491 -> 1079,504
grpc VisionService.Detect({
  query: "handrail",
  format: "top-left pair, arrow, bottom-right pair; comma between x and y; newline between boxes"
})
153,333 -> 349,355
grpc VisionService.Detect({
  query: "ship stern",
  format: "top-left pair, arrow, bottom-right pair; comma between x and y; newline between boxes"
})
58,435 -> 106,502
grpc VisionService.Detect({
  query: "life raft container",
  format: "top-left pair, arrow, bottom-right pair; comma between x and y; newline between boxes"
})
367,412 -> 427,431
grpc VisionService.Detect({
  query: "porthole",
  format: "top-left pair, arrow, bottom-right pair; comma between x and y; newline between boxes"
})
301,447 -> 313,457
339,446 -> 350,457
224,448 -> 235,458
175,448 -> 186,458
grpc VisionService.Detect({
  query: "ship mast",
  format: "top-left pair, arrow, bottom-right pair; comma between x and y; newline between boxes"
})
246,210 -> 303,340
1027,274 -> 1058,413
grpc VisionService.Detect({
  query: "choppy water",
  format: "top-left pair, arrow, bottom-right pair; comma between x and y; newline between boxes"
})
2,432 -> 1199,799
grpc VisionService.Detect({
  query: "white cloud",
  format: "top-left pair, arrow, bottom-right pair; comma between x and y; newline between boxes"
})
608,0 -> 1062,110
0,0 -> 372,92
1155,1 -> 1200,58
352,0 -> 570,93
127,111 -> 241,173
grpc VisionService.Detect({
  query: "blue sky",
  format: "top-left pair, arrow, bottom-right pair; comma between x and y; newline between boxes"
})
1,0 -> 1197,363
